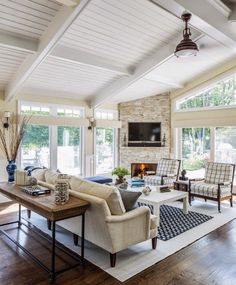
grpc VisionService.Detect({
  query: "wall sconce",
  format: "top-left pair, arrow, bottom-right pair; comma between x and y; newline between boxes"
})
162,133 -> 166,147
3,111 -> 11,129
88,117 -> 96,130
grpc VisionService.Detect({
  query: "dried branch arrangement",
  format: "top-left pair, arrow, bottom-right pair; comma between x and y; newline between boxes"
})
0,114 -> 31,161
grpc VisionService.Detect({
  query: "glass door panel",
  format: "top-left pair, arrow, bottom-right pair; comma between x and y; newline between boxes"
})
21,125 -> 50,168
95,128 -> 114,175
57,126 -> 81,175
182,128 -> 211,178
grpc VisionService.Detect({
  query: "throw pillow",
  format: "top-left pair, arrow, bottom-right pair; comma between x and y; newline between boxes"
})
118,188 -> 142,211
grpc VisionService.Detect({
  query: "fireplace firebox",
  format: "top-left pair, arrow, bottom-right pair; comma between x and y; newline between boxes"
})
131,163 -> 157,178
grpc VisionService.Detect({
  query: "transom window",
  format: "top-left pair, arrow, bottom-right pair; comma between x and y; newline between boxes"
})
176,75 -> 236,111
21,104 -> 50,116
19,101 -> 84,118
95,109 -> 118,120
57,108 -> 83,118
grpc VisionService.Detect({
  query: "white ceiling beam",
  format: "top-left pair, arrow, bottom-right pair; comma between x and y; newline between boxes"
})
50,45 -> 131,75
208,0 -> 231,18
144,74 -> 183,88
0,31 -> 38,53
5,0 -> 92,102
228,4 -> 236,22
0,32 -> 129,75
149,0 -> 236,50
55,0 -> 80,6
91,31 -> 202,108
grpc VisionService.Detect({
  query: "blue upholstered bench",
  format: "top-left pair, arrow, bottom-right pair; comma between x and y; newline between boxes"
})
84,176 -> 112,184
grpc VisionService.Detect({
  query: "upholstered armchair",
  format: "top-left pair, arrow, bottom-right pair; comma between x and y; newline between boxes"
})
144,158 -> 181,187
189,162 -> 235,212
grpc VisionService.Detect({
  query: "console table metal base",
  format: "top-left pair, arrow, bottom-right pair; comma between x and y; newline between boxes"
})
0,204 -> 85,282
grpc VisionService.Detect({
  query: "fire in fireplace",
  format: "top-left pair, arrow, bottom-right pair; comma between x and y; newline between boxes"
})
131,163 -> 157,178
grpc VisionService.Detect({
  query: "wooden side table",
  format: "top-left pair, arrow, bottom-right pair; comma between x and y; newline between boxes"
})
173,180 -> 189,192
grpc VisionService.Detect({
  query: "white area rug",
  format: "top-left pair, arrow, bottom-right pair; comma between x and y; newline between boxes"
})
26,201 -> 236,282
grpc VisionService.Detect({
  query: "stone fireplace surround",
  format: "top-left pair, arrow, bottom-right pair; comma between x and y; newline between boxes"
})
118,93 -> 171,171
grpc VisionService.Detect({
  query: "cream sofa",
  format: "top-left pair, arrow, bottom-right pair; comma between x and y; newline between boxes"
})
31,169 -> 158,267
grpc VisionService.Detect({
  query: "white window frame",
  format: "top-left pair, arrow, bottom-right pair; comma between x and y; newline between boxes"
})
19,101 -> 84,175
174,69 -> 236,112
94,109 -> 118,120
18,101 -> 85,118
177,126 -> 233,172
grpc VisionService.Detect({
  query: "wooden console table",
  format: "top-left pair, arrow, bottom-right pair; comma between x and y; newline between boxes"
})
0,182 -> 89,282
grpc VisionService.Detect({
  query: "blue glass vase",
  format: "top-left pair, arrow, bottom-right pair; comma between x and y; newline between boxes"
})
6,160 -> 17,183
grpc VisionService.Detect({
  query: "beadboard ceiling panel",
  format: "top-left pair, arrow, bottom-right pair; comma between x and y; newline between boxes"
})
23,57 -> 125,99
145,36 -> 235,86
59,0 -> 183,69
110,78 -> 171,103
0,0 -> 62,39
0,46 -> 31,90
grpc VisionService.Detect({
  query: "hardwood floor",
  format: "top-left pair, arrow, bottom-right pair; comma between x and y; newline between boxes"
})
0,203 -> 236,285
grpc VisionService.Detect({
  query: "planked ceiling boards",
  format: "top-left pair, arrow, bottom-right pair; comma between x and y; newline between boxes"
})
23,57 -> 126,99
59,0 -> 183,70
110,78 -> 171,103
22,0 -> 184,100
0,0 -> 236,104
0,0 -> 62,39
0,46 -> 31,90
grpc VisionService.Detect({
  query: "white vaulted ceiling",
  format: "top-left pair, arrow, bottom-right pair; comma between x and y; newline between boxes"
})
0,0 -> 62,39
59,0 -> 182,70
23,57 -> 125,99
0,46 -> 31,90
0,0 -> 236,105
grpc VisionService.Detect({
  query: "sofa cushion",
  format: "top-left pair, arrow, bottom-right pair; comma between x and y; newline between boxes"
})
70,179 -> 126,215
69,176 -> 84,190
144,175 -> 175,186
118,189 -> 141,211
45,170 -> 60,185
84,176 -> 112,184
31,169 -> 47,181
191,181 -> 231,197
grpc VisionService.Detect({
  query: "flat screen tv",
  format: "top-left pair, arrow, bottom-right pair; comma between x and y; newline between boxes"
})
128,122 -> 161,145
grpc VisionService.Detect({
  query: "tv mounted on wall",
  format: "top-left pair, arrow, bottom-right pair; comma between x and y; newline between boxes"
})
128,122 -> 161,147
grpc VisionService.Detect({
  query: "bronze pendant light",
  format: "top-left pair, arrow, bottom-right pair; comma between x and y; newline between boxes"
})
175,12 -> 199,57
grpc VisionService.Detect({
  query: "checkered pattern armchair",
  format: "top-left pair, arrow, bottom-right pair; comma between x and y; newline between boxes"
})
144,158 -> 181,187
189,162 -> 235,212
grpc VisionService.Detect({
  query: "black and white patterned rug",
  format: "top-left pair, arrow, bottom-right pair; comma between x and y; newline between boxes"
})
157,205 -> 213,241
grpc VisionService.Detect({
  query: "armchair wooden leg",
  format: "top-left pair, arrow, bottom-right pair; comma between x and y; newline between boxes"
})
27,209 -> 31,219
204,198 -> 207,202
47,219 -> 52,230
110,253 -> 116,267
73,233 -> 79,246
218,200 -> 221,213
230,197 -> 233,207
152,237 -> 157,249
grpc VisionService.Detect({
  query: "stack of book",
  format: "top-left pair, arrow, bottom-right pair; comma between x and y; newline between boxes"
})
159,185 -> 171,193
129,179 -> 145,187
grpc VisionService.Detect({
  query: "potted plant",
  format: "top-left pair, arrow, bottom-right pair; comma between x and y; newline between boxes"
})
112,167 -> 130,185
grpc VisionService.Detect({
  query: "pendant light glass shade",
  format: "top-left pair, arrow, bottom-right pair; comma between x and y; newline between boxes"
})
175,13 -> 199,57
